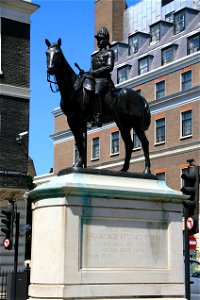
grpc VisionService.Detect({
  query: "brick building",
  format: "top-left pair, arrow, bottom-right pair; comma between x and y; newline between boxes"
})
0,0 -> 38,270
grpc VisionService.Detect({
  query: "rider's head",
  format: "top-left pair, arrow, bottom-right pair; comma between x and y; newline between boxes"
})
95,27 -> 110,49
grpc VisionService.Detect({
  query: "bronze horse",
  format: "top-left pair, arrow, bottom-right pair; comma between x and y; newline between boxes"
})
45,38 -> 151,173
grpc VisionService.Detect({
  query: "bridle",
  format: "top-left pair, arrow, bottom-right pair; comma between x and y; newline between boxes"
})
47,72 -> 59,93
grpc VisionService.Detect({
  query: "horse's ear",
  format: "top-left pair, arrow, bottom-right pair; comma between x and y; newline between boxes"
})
45,39 -> 51,47
58,38 -> 62,46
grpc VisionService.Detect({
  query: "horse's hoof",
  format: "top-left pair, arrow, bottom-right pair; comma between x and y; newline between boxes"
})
120,166 -> 128,172
73,162 -> 83,168
143,168 -> 151,175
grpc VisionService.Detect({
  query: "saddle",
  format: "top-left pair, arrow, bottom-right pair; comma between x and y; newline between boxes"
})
74,73 -> 95,92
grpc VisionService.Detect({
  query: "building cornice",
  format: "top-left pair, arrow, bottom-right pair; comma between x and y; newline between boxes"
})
116,51 -> 200,89
51,122 -> 116,144
150,86 -> 200,114
97,142 -> 200,170
0,84 -> 30,99
0,0 -> 39,24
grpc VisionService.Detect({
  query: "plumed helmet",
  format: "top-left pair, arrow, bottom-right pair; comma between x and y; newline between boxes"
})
95,27 -> 110,40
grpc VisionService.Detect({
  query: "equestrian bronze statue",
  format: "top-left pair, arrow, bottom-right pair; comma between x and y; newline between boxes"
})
45,28 -> 151,174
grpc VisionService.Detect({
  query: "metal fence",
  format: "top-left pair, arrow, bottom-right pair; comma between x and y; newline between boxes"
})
0,270 -> 30,300
0,271 -> 8,300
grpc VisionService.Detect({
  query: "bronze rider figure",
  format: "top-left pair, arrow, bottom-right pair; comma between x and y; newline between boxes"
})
89,27 -> 115,127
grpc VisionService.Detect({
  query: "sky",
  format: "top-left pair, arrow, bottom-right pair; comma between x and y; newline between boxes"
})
29,0 -> 140,176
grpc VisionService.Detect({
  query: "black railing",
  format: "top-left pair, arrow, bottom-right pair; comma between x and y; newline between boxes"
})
0,171 -> 27,188
0,271 -> 8,300
0,270 -> 30,300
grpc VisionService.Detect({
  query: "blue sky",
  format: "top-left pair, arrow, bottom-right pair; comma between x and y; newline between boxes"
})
30,0 -> 140,176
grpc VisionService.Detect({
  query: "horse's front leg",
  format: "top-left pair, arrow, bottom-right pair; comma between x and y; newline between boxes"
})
73,134 -> 86,168
136,129 -> 151,174
67,117 -> 86,168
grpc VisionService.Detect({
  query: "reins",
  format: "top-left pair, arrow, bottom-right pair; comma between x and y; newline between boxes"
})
47,73 -> 59,93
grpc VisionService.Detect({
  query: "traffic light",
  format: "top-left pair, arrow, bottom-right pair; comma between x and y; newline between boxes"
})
1,201 -> 15,250
181,165 -> 199,235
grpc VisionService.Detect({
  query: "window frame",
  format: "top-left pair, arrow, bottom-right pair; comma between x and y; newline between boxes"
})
132,129 -> 141,150
112,44 -> 119,62
91,137 -> 100,160
155,117 -> 166,145
174,10 -> 185,34
117,65 -> 131,84
73,144 -> 79,165
150,23 -> 160,44
156,172 -> 166,181
180,110 -> 192,139
110,131 -> 120,156
155,80 -> 165,100
128,34 -> 139,56
181,70 -> 192,91
138,56 -> 153,75
187,33 -> 200,55
161,46 -> 175,65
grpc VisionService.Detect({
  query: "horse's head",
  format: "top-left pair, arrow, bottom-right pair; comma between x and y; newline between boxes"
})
45,38 -> 62,75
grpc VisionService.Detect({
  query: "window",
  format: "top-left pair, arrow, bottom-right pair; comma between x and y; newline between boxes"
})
181,110 -> 192,137
74,144 -> 79,164
117,65 -> 131,84
188,34 -> 200,54
155,118 -> 165,143
112,44 -> 119,62
156,172 -> 166,181
156,81 -> 165,99
133,130 -> 141,149
92,137 -> 99,160
174,11 -> 185,34
128,35 -> 138,55
111,131 -> 119,155
138,56 -> 153,75
165,11 -> 174,23
150,24 -> 160,44
162,46 -> 174,65
181,71 -> 192,91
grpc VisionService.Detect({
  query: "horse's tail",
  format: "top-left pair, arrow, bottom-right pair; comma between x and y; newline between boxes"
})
143,101 -> 151,131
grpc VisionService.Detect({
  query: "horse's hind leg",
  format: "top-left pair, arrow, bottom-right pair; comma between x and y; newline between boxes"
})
135,128 -> 151,174
115,118 -> 133,172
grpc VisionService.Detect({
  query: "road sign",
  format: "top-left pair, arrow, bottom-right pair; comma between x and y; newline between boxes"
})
189,236 -> 197,250
3,238 -> 11,249
186,216 -> 194,231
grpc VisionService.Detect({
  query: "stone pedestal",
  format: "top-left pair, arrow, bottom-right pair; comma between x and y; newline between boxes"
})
28,169 -> 186,300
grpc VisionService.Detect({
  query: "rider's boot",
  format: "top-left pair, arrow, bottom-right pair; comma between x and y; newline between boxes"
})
94,94 -> 102,127
95,113 -> 102,127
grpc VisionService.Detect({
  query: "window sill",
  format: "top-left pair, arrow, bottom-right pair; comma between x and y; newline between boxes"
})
180,134 -> 192,140
91,157 -> 99,162
110,152 -> 119,157
154,141 -> 165,146
132,147 -> 141,152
